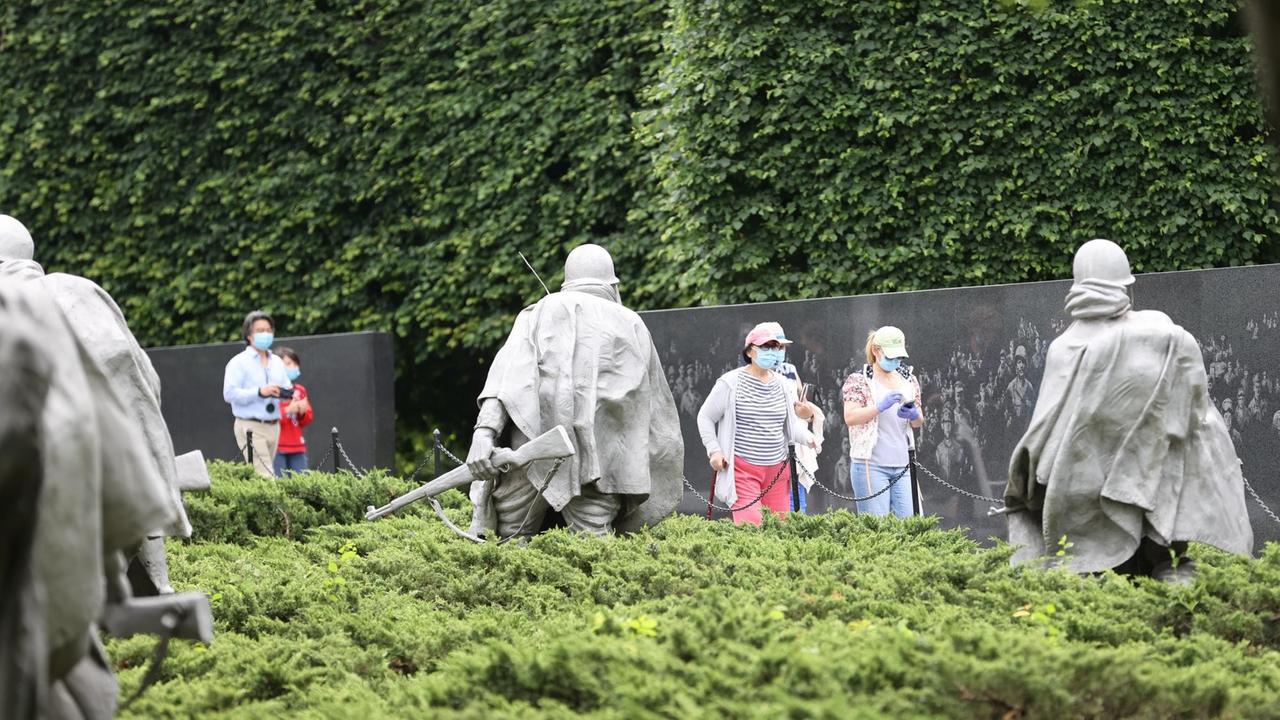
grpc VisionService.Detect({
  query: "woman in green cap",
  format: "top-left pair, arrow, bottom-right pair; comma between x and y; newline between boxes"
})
841,326 -> 925,517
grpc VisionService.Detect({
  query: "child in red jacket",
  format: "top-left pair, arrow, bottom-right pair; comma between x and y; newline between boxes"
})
274,347 -> 314,476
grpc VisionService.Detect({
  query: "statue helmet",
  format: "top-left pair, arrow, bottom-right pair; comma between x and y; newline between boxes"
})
1072,238 -> 1134,286
562,243 -> 619,288
0,214 -> 34,261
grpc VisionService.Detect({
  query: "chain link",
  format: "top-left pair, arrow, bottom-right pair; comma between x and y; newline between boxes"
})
797,462 -> 908,503
403,451 -> 436,483
910,462 -> 1006,505
682,460 -> 791,514
312,445 -> 334,474
497,456 -> 568,544
438,443 -> 466,467
1242,474 -> 1280,526
334,438 -> 367,478
234,438 -> 279,477
400,436 -> 1280,532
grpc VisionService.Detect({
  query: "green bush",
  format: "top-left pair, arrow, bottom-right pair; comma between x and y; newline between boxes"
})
109,466 -> 1280,718
187,460 -> 467,543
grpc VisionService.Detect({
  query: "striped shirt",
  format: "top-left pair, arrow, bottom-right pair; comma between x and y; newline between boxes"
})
733,372 -> 788,464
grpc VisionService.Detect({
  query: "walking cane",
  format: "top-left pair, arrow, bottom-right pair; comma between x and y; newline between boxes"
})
788,447 -> 801,513
706,469 -> 718,520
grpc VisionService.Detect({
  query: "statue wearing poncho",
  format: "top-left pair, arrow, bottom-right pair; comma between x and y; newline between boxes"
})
0,216 -> 192,598
465,244 -> 683,537
1005,240 -> 1253,577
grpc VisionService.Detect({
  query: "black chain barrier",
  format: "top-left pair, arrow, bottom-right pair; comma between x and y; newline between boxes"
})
795,462 -> 909,504
680,460 -> 792,514
332,437 -> 368,478
234,437 -> 280,477
1242,474 -> 1280,526
908,462 -> 1006,506
284,428 -> 1280,530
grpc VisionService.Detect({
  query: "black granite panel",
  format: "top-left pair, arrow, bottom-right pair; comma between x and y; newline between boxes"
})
146,331 -> 395,471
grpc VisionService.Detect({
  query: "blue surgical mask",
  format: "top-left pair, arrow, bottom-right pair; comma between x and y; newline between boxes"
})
252,332 -> 274,351
286,367 -> 301,381
878,356 -> 902,372
754,348 -> 785,371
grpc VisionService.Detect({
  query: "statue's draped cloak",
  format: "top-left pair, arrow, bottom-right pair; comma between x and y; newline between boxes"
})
1006,308 -> 1253,571
478,287 -> 683,532
0,260 -> 189,538
43,272 -> 190,537
0,282 -> 173,675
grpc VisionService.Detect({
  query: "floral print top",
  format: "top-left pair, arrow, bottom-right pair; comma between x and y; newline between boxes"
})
842,365 -> 922,461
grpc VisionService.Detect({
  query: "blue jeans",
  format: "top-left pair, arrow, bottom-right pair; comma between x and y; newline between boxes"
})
851,461 -> 914,517
274,451 -> 309,477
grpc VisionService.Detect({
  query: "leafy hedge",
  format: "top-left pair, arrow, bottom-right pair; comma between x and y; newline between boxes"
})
3,0 -> 1279,450
639,0 -> 1280,304
0,0 -> 669,446
183,461 -> 468,544
109,465 -> 1280,718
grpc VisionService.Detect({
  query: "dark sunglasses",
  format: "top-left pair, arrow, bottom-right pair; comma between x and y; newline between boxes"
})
756,341 -> 785,350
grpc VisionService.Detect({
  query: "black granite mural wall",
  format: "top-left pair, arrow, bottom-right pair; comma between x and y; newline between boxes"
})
642,264 -> 1280,550
146,331 -> 395,470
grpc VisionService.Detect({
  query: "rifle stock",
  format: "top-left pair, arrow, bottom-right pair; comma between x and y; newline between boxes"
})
365,425 -> 575,521
100,591 -> 214,644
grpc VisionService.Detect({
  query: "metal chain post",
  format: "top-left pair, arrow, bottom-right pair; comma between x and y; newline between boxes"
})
433,429 -> 443,481
330,427 -> 340,473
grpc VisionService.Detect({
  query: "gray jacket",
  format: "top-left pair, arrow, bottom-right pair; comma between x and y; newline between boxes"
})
696,367 -> 814,505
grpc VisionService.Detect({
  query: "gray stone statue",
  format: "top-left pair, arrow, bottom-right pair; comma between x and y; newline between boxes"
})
0,284 -> 52,720
1005,239 -> 1254,581
0,215 -> 199,596
465,243 -> 684,538
0,279 -> 185,718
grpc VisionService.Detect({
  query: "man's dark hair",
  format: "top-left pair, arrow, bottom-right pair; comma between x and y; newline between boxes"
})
241,310 -> 274,343
276,346 -> 300,365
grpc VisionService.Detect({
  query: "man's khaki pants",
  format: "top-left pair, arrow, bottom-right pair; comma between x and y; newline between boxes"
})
233,418 -> 280,478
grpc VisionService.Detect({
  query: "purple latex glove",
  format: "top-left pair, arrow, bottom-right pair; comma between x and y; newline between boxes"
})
876,392 -> 903,414
896,403 -> 921,421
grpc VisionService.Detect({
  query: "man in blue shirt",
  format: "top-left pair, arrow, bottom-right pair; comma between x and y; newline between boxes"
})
223,310 -> 292,477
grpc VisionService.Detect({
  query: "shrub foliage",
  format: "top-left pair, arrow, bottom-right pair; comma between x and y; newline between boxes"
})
105,464 -> 1280,717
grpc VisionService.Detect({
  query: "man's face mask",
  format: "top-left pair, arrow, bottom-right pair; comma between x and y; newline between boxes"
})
252,332 -> 274,351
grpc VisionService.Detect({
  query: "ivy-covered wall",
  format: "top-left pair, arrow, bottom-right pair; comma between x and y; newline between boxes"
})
2,0 -> 1278,457
640,0 -> 1280,304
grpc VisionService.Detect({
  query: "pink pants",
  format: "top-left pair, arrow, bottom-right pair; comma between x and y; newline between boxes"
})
730,456 -> 792,526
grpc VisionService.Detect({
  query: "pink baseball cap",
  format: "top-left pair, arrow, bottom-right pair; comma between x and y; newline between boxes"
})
744,322 -> 793,348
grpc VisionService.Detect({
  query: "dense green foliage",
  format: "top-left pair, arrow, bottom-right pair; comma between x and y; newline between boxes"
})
109,464 -> 1280,718
183,461 -> 468,544
0,0 -> 669,444
3,0 -> 1279,449
640,0 -> 1280,304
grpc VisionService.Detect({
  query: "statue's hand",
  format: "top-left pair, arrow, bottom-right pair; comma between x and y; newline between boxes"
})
467,429 -> 498,481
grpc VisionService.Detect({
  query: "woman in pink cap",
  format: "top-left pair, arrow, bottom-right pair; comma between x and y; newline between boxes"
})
697,322 -> 819,525
842,326 -> 925,517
